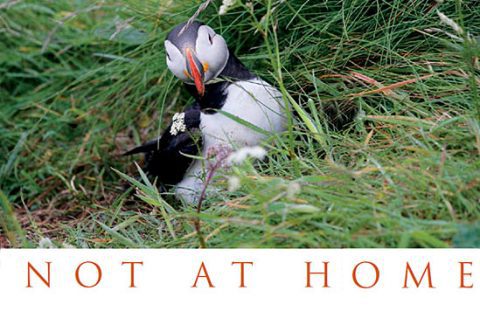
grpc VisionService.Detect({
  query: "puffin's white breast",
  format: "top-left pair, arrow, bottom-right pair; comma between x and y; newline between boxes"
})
200,78 -> 286,149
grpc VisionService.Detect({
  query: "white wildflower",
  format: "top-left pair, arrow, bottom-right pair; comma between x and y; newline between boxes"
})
286,182 -> 301,200
38,237 -> 54,249
228,176 -> 241,192
226,146 -> 267,164
437,10 -> 464,35
170,112 -> 187,136
219,0 -> 236,15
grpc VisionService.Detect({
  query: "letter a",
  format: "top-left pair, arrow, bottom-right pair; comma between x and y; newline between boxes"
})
192,261 -> 214,288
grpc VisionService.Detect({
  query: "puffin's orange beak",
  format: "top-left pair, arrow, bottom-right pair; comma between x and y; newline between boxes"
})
185,48 -> 205,97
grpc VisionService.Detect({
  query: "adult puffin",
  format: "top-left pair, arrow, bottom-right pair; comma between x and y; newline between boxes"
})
125,21 -> 286,203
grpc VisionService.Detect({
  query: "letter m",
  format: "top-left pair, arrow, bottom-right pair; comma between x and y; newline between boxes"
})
403,262 -> 434,288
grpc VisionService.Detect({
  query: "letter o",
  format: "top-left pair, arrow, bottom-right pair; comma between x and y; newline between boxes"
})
75,261 -> 102,288
352,261 -> 380,289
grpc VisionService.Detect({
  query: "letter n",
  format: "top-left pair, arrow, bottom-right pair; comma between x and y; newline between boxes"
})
27,262 -> 51,288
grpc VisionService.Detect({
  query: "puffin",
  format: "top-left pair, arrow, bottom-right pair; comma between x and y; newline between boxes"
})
125,21 -> 286,203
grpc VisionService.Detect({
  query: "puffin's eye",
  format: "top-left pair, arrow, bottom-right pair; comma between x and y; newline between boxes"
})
166,52 -> 171,61
208,33 -> 213,45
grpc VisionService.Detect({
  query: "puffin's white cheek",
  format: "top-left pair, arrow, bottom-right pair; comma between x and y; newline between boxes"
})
198,46 -> 229,81
196,31 -> 229,81
167,59 -> 189,82
165,40 -> 191,81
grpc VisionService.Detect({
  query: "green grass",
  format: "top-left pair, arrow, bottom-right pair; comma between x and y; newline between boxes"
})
0,0 -> 479,248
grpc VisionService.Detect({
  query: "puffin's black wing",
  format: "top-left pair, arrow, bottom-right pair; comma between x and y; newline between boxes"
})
124,108 -> 202,188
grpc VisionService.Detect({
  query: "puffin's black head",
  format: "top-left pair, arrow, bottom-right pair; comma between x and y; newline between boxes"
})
165,21 -> 230,97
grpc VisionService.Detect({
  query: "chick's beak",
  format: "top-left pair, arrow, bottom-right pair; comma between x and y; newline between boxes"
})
185,48 -> 205,97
